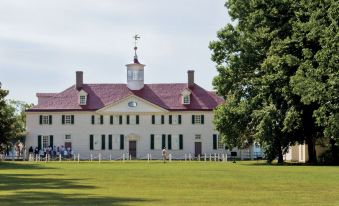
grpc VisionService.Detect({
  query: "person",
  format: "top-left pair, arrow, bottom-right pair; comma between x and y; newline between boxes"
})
162,147 -> 167,163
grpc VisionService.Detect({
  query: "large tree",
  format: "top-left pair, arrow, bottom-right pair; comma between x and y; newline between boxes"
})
210,0 -> 338,164
0,84 -> 32,153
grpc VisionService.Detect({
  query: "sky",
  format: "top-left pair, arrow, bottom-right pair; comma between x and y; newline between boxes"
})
0,0 -> 231,104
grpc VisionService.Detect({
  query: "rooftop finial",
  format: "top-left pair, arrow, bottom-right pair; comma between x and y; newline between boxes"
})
133,34 -> 140,64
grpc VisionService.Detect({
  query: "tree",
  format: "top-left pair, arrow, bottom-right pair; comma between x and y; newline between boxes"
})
210,0 -> 337,164
0,84 -> 32,154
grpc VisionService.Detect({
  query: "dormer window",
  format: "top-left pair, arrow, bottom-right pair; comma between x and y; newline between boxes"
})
181,88 -> 192,105
78,90 -> 88,105
79,95 -> 87,105
183,95 -> 190,104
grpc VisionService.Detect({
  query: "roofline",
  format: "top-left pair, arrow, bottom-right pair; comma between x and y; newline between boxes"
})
26,108 -> 215,112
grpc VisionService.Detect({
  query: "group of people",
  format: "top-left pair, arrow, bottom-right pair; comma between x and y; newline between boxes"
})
28,145 -> 74,159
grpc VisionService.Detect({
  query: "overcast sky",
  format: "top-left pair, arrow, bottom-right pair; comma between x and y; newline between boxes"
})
0,0 -> 231,104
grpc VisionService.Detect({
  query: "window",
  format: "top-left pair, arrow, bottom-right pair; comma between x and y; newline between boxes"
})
65,134 -> 71,142
42,136 -> 49,149
152,115 -> 165,125
150,134 -> 165,150
192,115 -> 204,125
128,70 -> 144,81
169,115 -> 182,125
195,134 -> 201,140
79,95 -> 86,105
217,135 -> 224,149
127,115 -> 139,125
65,115 -> 71,124
183,95 -> 190,104
91,115 -> 103,125
42,116 -> 49,124
128,101 -> 137,107
39,115 -> 52,125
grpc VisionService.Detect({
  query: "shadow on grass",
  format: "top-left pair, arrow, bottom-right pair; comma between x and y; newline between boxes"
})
0,191 -> 154,206
0,174 -> 94,191
0,161 -> 56,170
0,162 -> 157,205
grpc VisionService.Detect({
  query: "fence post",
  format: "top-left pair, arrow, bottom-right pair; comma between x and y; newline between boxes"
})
198,154 -> 200,161
147,154 -> 150,163
122,153 -> 125,162
45,154 -> 48,163
99,153 -> 101,163
225,154 -> 228,162
77,153 -> 80,163
59,154 -> 61,162
184,154 -> 187,161
90,154 -> 93,162
169,154 -> 172,162
129,154 -> 132,160
204,153 -> 206,162
218,154 -> 220,162
209,154 -> 211,162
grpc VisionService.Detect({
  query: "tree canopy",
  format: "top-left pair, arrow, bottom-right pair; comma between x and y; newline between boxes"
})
0,84 -> 32,153
210,0 -> 338,164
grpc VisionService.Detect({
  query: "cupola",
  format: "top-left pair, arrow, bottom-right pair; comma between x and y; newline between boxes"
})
126,35 -> 146,90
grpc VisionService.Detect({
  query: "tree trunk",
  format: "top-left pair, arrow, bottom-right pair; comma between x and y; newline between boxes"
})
306,136 -> 317,164
277,146 -> 284,164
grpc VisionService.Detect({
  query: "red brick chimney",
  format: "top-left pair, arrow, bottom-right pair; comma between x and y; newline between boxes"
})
187,70 -> 195,88
76,71 -> 83,90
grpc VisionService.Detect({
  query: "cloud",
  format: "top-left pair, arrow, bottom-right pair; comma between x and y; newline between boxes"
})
0,0 -> 230,103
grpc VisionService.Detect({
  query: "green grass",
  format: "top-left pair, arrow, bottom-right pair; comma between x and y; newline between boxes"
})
0,161 -> 338,206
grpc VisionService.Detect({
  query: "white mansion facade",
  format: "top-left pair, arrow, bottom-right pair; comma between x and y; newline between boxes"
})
25,49 -> 258,160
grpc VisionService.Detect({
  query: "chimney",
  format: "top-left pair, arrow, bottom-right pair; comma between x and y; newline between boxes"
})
76,71 -> 83,90
187,70 -> 195,88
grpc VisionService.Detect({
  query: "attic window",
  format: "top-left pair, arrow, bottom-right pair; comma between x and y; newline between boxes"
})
79,95 -> 87,105
183,95 -> 190,104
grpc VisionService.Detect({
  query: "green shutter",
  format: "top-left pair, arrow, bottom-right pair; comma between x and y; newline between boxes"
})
49,135 -> 53,147
169,115 -> 172,124
100,115 -> 104,124
49,115 -> 52,125
136,115 -> 139,124
162,134 -> 166,149
71,115 -> 74,124
102,135 -> 105,150
120,135 -> 124,149
119,115 -> 123,124
150,134 -> 154,150
201,115 -> 205,124
152,115 -> 155,124
167,135 -> 172,150
161,115 -> 165,124
90,135 -> 94,150
178,115 -> 182,124
108,135 -> 112,150
39,115 -> 42,124
62,115 -> 65,124
192,115 -> 195,124
110,115 -> 113,124
179,135 -> 183,149
213,134 -> 217,150
91,115 -> 95,124
126,115 -> 130,124
38,135 -> 42,150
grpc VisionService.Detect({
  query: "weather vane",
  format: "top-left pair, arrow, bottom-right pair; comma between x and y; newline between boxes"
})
133,34 -> 141,63
133,34 -> 140,47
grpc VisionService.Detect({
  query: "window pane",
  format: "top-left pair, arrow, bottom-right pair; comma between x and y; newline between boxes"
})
154,134 -> 162,150
42,136 -> 49,149
172,135 -> 179,150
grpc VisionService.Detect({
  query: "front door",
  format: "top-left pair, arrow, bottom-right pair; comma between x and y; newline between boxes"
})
65,142 -> 72,150
195,142 -> 202,157
129,141 -> 137,159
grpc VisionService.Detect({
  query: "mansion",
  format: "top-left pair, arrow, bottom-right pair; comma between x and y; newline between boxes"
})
25,47 -> 259,160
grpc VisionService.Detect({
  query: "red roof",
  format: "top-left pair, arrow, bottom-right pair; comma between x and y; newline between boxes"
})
28,84 -> 223,112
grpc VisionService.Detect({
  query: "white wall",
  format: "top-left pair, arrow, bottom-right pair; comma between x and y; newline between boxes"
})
26,111 -> 231,159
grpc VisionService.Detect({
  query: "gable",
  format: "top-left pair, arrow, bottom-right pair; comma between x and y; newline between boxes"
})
98,95 -> 167,113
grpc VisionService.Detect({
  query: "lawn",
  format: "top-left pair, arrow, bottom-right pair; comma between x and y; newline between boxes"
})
0,161 -> 338,206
